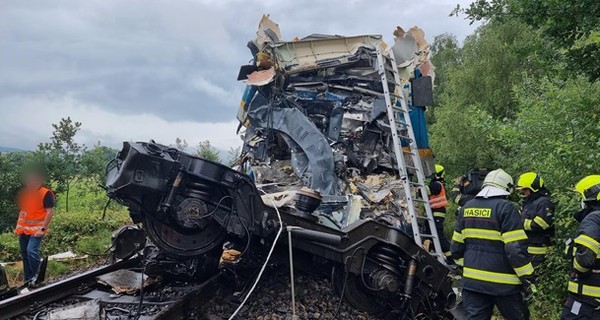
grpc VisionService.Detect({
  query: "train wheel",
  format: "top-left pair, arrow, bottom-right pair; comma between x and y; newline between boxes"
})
331,265 -> 390,315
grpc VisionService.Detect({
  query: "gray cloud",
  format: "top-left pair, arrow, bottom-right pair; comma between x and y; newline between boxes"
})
0,0 -> 476,150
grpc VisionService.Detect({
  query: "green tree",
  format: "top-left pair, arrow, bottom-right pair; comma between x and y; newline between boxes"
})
442,20 -> 545,119
499,77 -> 600,187
0,152 -> 28,231
196,140 -> 221,163
429,33 -> 461,124
497,78 -> 600,316
430,33 -> 460,100
430,20 -> 546,175
457,0 -> 600,80
429,24 -> 600,319
37,117 -> 85,212
80,142 -> 117,184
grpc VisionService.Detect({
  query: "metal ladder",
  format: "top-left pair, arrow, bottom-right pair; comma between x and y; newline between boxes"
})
375,46 -> 446,264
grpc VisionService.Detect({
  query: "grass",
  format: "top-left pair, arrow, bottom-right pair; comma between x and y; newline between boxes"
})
0,206 -> 129,263
3,257 -> 105,287
0,180 -> 131,286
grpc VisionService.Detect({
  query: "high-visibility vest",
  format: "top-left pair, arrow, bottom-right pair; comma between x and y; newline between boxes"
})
429,183 -> 448,209
15,187 -> 52,235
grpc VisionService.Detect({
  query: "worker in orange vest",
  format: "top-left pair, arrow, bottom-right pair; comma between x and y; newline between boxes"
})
428,164 -> 452,262
14,170 -> 55,284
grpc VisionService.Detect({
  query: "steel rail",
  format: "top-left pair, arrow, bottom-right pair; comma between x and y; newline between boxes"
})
153,273 -> 222,320
0,257 -> 140,320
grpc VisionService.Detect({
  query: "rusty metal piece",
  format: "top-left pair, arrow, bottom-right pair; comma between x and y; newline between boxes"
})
111,225 -> 145,261
244,67 -> 276,86
96,270 -> 154,295
219,249 -> 241,265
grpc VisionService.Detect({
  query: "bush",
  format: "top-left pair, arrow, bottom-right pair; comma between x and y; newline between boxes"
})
0,233 -> 21,262
0,180 -> 130,262
76,230 -> 113,255
0,207 -> 129,262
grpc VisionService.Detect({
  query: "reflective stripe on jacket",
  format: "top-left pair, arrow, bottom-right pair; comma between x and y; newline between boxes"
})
451,196 -> 534,295
15,187 -> 52,235
520,191 -> 555,256
567,210 -> 600,306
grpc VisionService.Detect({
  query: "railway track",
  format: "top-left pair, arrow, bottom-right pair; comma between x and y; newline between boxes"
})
0,257 -> 222,320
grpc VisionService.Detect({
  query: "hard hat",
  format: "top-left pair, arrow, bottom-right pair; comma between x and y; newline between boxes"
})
435,164 -> 445,177
516,172 -> 544,192
482,169 -> 514,193
575,175 -> 600,202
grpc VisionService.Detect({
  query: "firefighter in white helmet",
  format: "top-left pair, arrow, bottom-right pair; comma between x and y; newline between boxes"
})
452,169 -> 534,319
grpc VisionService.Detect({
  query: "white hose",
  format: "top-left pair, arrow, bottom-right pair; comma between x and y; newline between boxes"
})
228,190 -> 283,320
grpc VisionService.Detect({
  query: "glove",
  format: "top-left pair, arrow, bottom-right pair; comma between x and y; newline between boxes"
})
529,283 -> 538,294
522,279 -> 537,300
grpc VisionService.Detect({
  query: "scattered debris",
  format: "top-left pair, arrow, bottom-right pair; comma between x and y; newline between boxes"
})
96,270 -> 154,295
48,251 -> 80,261
111,225 -> 145,260
220,249 -> 241,265
47,299 -> 100,320
100,15 -> 456,319
236,15 -> 435,230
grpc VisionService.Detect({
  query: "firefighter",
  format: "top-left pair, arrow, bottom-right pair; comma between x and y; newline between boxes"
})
14,170 -> 55,284
452,169 -> 534,320
561,175 -> 600,320
450,168 -> 492,217
451,175 -> 474,209
428,164 -> 452,261
516,172 -> 555,267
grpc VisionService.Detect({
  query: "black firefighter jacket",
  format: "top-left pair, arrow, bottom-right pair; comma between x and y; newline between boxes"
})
452,196 -> 534,296
568,208 -> 600,306
520,190 -> 555,256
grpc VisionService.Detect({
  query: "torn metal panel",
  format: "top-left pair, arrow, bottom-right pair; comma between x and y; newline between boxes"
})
393,26 -> 435,84
236,17 -> 437,231
391,26 -> 417,68
246,95 -> 339,195
96,270 -> 154,295
103,18 -> 454,314
261,190 -> 296,208
254,14 -> 281,51
243,67 -> 275,86
269,35 -> 383,71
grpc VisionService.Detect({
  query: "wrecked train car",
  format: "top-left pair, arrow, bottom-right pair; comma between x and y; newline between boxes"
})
106,141 -> 456,318
236,15 -> 436,234
105,16 -> 458,320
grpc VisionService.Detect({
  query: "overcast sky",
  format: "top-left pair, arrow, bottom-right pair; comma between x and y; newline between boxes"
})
0,0 -> 477,152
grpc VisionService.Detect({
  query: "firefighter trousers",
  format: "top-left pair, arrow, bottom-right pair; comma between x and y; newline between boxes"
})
561,295 -> 600,320
462,289 -> 529,320
434,217 -> 451,257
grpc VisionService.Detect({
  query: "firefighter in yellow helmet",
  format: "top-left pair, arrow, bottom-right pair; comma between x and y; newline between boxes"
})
450,168 -> 492,217
516,172 -> 555,267
428,164 -> 452,262
452,169 -> 534,319
561,175 -> 600,319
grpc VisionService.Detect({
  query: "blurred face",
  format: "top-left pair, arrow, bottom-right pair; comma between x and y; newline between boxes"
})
24,172 -> 43,190
520,188 -> 532,197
